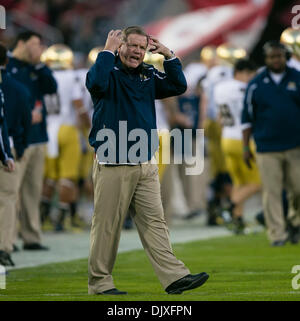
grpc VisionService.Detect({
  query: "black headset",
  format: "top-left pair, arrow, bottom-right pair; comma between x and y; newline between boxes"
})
262,40 -> 292,60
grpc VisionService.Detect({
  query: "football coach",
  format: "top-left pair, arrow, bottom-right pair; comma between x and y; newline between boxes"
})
85,26 -> 209,295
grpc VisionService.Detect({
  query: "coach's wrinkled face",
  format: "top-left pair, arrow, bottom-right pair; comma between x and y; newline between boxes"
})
265,47 -> 286,73
118,33 -> 148,69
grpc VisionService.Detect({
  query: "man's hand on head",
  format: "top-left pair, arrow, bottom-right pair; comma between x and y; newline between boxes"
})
148,36 -> 174,60
104,30 -> 123,53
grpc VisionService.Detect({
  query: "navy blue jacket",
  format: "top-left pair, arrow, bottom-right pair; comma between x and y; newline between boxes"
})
1,69 -> 32,159
177,95 -> 200,132
6,57 -> 57,145
0,84 -> 13,165
242,66 -> 300,152
86,51 -> 187,163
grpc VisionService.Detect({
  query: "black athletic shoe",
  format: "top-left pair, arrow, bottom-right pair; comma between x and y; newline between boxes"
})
232,217 -> 245,235
288,225 -> 300,244
0,250 -> 15,266
123,216 -> 133,230
271,239 -> 288,247
207,200 -> 222,226
99,288 -> 128,295
23,243 -> 49,251
55,223 -> 65,232
12,244 -> 20,252
165,272 -> 209,294
184,210 -> 202,220
255,211 -> 265,226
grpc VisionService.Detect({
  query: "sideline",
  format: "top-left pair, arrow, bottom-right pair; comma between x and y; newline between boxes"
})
8,219 -> 232,270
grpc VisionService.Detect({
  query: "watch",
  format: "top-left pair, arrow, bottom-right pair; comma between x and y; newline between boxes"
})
165,50 -> 176,60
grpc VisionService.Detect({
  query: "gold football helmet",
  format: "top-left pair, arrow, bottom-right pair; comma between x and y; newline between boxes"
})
41,44 -> 73,70
200,45 -> 217,68
216,43 -> 247,65
143,52 -> 164,71
280,27 -> 300,58
200,46 -> 217,61
87,46 -> 104,66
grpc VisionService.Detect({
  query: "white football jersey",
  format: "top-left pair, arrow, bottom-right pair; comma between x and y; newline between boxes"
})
45,69 -> 83,126
287,57 -> 300,71
183,62 -> 207,96
45,69 -> 84,157
203,64 -> 233,120
75,68 -> 93,119
214,78 -> 246,140
155,99 -> 169,131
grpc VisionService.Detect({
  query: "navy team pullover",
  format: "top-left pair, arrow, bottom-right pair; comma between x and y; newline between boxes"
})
242,66 -> 300,152
86,51 -> 187,163
1,69 -> 32,158
6,57 -> 57,145
0,84 -> 12,165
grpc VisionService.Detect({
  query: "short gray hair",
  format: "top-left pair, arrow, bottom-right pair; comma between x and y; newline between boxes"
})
122,26 -> 148,45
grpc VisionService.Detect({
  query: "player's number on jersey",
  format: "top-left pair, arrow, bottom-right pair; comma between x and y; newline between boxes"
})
219,104 -> 235,127
44,93 -> 61,115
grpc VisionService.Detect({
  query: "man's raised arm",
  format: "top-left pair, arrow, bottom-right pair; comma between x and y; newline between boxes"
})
86,30 -> 122,96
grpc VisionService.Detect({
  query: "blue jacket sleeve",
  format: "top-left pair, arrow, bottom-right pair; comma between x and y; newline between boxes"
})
0,143 -> 5,165
154,58 -> 187,99
0,135 -> 6,164
0,118 -> 6,165
242,81 -> 258,126
86,51 -> 115,98
14,87 -> 32,159
34,63 -> 57,95
0,117 -> 13,163
0,89 -> 12,163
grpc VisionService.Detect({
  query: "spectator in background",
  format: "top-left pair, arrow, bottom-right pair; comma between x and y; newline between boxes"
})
14,0 -> 49,24
242,41 -> 300,246
6,31 -> 57,250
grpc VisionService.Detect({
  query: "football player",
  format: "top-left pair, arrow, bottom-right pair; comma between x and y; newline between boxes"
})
214,59 -> 260,233
202,43 -> 246,225
40,44 -> 89,231
280,27 -> 300,71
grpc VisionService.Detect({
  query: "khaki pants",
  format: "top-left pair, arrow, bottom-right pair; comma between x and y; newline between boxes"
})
160,163 -> 174,225
88,160 -> 190,294
256,146 -> 300,242
0,161 -> 20,253
18,144 -> 46,245
176,158 -> 209,213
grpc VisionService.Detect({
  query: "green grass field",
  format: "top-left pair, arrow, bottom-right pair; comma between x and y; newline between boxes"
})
0,232 -> 299,301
